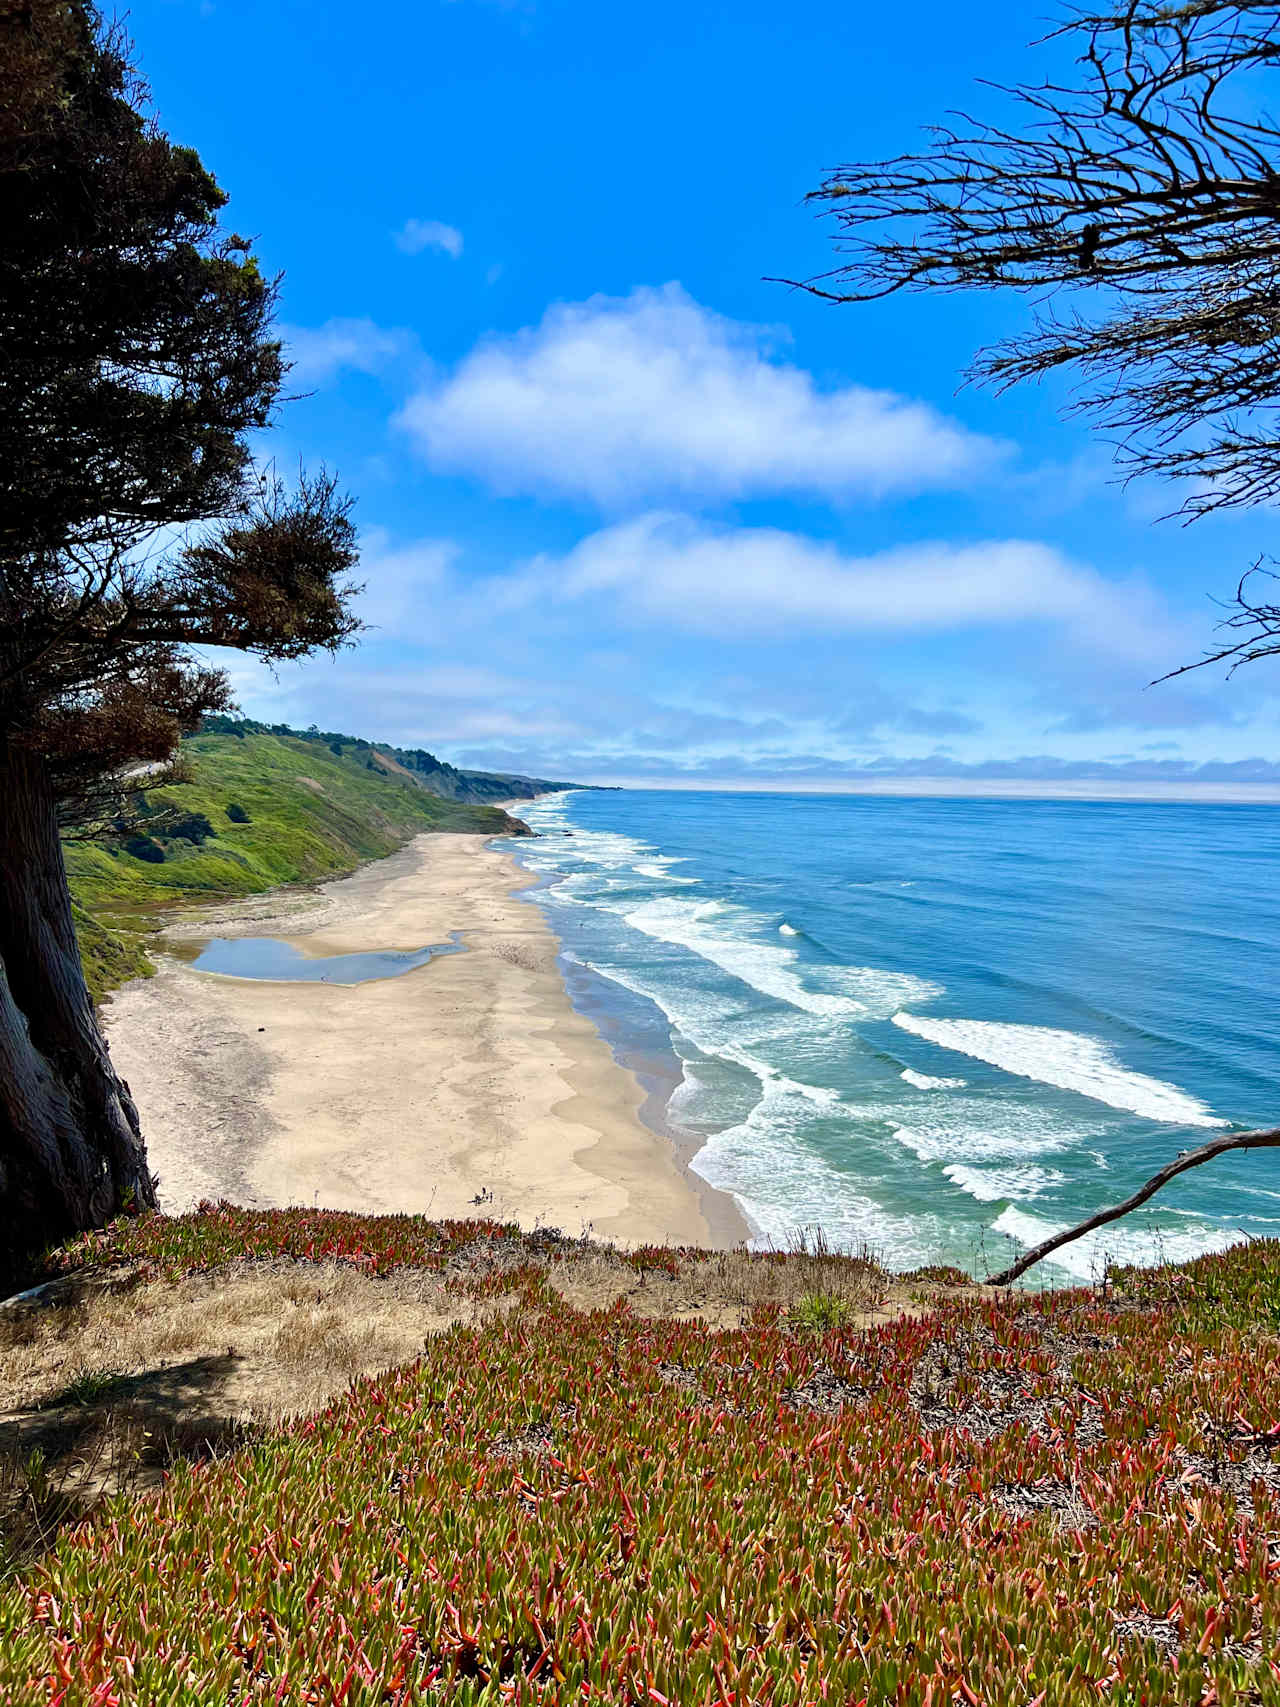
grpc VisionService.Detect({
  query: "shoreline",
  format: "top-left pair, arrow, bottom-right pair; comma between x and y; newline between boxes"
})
504,850 -> 754,1246
104,830 -> 747,1250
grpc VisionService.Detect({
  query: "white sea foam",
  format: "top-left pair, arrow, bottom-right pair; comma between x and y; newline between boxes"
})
992,1205 -> 1234,1280
518,802 -> 655,876
900,1068 -> 967,1091
633,860 -> 697,884
891,1014 -> 1226,1128
778,922 -> 798,937
584,955 -> 847,1121
622,896 -> 940,1020
886,1098 -> 1093,1165
687,1068 -> 943,1265
573,832 -> 654,869
523,816 -> 703,890
943,1163 -> 1064,1204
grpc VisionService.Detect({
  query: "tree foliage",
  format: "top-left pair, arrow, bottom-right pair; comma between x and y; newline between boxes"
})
0,1 -> 363,1266
800,1 -> 1280,527
0,0 -> 362,809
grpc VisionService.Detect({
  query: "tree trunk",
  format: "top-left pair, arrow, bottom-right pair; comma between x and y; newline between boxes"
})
0,746 -> 154,1275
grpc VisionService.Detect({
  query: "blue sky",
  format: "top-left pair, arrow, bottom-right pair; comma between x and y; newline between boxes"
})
137,0 -> 1280,786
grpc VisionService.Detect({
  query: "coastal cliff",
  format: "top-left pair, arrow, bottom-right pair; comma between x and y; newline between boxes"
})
63,722 -> 574,999
197,716 -> 580,805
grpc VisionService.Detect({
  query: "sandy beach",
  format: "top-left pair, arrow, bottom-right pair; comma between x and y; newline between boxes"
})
104,833 -> 743,1248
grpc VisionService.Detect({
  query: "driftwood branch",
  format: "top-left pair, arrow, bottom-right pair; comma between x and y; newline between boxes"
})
986,1124 -> 1280,1286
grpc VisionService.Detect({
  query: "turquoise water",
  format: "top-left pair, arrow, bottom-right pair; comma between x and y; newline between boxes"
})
191,933 -> 464,983
504,789 -> 1280,1280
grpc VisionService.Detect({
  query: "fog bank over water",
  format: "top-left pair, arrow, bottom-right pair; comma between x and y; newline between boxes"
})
570,778 -> 1280,804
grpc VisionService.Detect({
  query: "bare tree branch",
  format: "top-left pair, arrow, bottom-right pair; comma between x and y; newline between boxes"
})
1153,557 -> 1280,677
793,0 -> 1280,522
986,1124 -> 1280,1285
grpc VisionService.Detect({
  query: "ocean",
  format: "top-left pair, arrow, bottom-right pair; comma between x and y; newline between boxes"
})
502,788 -> 1280,1281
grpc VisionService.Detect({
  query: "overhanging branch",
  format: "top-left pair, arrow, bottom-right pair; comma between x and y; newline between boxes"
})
986,1124 -> 1280,1286
797,0 -> 1280,520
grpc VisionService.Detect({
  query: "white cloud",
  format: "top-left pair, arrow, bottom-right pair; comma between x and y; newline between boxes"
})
204,510 -> 1218,771
397,284 -> 1003,508
282,319 -> 417,387
351,531 -> 457,629
394,218 -> 464,258
503,512 -> 1176,659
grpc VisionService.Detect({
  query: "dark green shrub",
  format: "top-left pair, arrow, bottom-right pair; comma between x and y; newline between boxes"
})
226,803 -> 250,824
124,836 -> 165,864
165,811 -> 215,844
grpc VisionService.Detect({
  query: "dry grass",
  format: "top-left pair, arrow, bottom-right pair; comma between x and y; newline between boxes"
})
0,1262 -> 482,1428
0,1239 -> 907,1459
0,1261 -> 497,1573
547,1240 -> 913,1330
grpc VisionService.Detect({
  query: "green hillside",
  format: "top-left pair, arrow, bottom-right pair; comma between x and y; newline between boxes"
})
198,716 -> 577,804
65,728 -> 536,1000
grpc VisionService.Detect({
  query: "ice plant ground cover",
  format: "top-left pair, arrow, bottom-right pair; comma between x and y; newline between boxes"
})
43,1203 -> 564,1282
2,1212 -> 1279,1703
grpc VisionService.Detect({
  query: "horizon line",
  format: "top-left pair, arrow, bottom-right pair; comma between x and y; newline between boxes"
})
555,776 -> 1280,804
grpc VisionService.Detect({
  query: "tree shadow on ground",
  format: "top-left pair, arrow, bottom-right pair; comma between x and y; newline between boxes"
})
0,1352 -> 256,1575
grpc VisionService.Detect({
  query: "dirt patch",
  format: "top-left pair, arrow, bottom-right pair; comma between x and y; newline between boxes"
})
989,1478 -> 1097,1530
487,1422 -> 560,1461
783,1364 -> 866,1416
1175,1439 -> 1280,1517
371,750 -> 417,782
656,1361 -> 705,1393
1112,1610 -> 1181,1658
909,1323 -> 1108,1445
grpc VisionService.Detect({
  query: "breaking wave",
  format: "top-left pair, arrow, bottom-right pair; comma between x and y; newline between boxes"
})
891,1014 -> 1225,1128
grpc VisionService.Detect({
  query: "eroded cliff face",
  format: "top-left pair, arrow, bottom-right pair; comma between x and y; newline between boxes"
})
497,811 -> 535,837
384,745 -> 568,805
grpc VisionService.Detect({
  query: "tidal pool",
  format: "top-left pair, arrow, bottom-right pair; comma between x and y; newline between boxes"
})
189,931 -> 465,984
